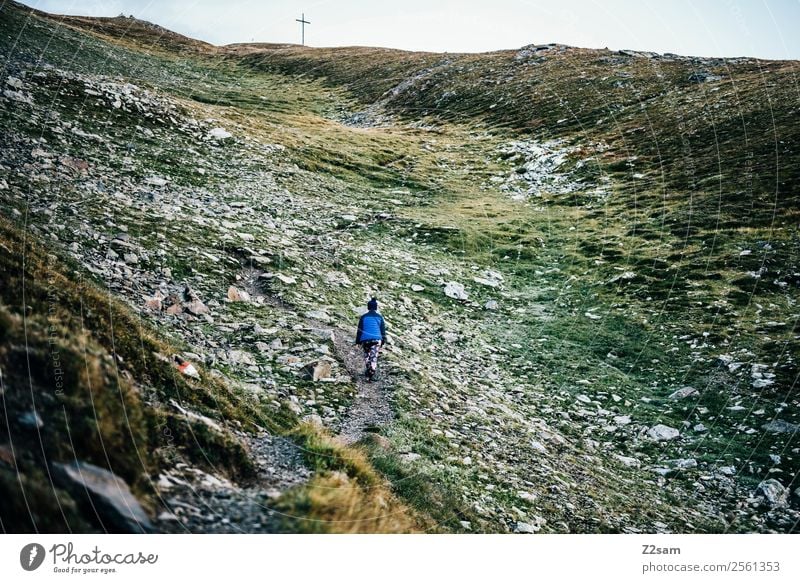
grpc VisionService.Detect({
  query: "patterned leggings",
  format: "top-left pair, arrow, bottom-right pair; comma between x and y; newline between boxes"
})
363,341 -> 380,375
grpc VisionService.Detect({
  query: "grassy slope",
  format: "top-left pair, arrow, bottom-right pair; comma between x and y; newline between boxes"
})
0,214 -> 274,531
228,22 -> 800,516
2,0 -> 798,532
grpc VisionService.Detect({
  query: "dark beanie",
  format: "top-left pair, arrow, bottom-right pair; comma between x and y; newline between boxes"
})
367,298 -> 378,311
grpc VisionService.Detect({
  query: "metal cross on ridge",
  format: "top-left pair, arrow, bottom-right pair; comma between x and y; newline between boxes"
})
295,12 -> 310,46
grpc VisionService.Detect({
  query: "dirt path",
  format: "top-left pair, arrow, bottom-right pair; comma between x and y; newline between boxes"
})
154,322 -> 394,532
331,330 -> 394,444
155,432 -> 311,533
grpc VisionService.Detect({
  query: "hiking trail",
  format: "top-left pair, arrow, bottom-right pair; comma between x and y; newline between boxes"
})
332,330 -> 394,444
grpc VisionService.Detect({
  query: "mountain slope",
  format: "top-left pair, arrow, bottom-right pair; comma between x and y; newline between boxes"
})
1,0 -> 798,533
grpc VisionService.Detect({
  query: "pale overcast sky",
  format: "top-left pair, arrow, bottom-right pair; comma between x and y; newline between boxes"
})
17,0 -> 800,59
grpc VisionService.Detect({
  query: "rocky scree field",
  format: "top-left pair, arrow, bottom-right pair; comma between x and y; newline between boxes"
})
0,0 -> 798,533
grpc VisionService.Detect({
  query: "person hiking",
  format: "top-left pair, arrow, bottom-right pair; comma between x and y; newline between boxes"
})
355,298 -> 387,381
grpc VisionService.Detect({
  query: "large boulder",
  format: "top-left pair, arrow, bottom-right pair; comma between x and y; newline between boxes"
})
52,461 -> 152,533
756,479 -> 788,507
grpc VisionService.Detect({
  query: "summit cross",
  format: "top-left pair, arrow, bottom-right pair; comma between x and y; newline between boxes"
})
295,13 -> 310,46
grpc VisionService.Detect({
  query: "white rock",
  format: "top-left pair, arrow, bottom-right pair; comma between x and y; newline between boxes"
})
145,176 -> 167,187
208,127 -> 232,140
177,361 -> 200,379
484,300 -> 498,310
530,440 -> 547,453
647,424 -> 680,441
614,455 -> 641,468
671,458 -> 697,470
473,276 -> 500,288
608,271 -> 636,283
410,284 -> 425,292
443,281 -> 468,300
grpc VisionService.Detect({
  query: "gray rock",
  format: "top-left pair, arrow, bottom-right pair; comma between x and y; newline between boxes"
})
670,458 -> 697,470
302,414 -> 324,427
52,460 -> 152,532
761,420 -> 798,434
647,424 -> 680,441
310,328 -> 334,341
484,300 -> 498,310
473,276 -> 500,288
306,311 -> 330,323
688,72 -> 722,83
615,454 -> 641,468
530,440 -> 547,453
514,518 -> 544,533
669,386 -> 698,399
227,350 -> 256,366
443,281 -> 468,300
756,479 -> 788,507
145,176 -> 167,187
184,300 -> 209,316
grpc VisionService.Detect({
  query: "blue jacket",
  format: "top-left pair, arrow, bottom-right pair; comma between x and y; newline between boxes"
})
356,310 -> 386,344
